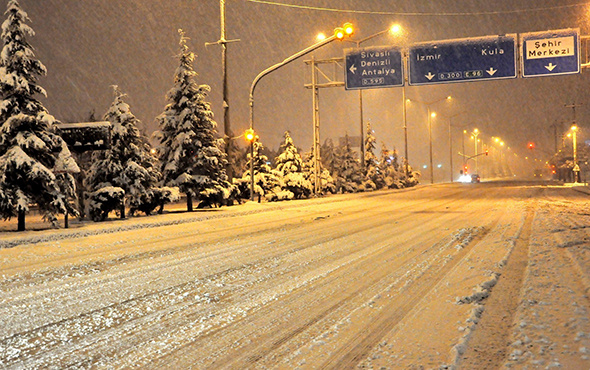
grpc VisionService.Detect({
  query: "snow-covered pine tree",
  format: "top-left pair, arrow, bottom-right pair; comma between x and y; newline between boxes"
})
320,138 -> 336,175
235,139 -> 285,201
0,0 -> 79,231
155,30 -> 233,210
333,134 -> 361,193
361,121 -> 383,191
85,86 -> 159,220
303,146 -> 335,195
275,131 -> 312,199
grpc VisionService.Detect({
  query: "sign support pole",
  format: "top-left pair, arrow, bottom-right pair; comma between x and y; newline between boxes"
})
311,56 -> 322,196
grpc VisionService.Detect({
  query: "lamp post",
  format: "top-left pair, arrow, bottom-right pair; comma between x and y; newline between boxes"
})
408,95 -> 451,184
571,124 -> 579,182
444,112 -> 466,183
343,24 -> 403,166
471,128 -> 480,173
248,22 -> 354,200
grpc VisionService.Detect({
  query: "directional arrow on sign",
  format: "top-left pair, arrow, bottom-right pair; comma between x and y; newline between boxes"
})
486,67 -> 497,76
349,64 -> 357,74
545,63 -> 557,71
425,72 -> 435,80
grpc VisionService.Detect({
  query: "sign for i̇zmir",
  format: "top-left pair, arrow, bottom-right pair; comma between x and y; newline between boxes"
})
408,34 -> 517,86
521,28 -> 580,78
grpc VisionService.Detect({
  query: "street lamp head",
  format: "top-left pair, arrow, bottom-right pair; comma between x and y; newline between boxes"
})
316,33 -> 326,41
446,95 -> 452,100
245,128 -> 255,142
431,112 -> 437,118
473,128 -> 479,133
571,124 -> 578,131
390,24 -> 402,34
343,22 -> 354,36
334,27 -> 345,40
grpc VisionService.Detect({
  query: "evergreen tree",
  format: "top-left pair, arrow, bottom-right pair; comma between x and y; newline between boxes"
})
235,139 -> 285,201
275,131 -> 312,199
155,30 -> 232,210
0,0 -> 78,230
85,86 -> 159,219
304,146 -> 335,195
333,134 -> 361,193
320,138 -> 336,174
361,121 -> 383,191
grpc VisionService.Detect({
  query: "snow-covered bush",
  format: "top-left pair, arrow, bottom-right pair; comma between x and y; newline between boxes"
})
129,186 -> 180,216
86,186 -> 125,222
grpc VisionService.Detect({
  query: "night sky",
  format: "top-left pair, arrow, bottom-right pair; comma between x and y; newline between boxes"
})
16,0 -> 590,180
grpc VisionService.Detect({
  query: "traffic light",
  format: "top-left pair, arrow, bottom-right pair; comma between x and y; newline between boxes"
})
528,142 -> 534,150
485,149 -> 489,156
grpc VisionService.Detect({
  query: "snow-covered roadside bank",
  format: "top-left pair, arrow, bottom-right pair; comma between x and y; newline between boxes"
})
0,189 -> 419,249
503,195 -> 590,369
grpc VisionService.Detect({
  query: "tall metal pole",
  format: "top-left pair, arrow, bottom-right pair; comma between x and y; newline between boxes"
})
428,107 -> 434,184
402,53 -> 409,177
220,0 -> 232,176
474,134 -> 479,173
249,139 -> 255,201
359,89 -> 365,167
311,56 -> 321,195
449,118 -> 453,183
402,83 -> 409,177
462,130 -> 466,172
206,0 -> 240,177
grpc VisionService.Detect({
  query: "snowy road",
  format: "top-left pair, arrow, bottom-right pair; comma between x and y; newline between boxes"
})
1,182 -> 589,369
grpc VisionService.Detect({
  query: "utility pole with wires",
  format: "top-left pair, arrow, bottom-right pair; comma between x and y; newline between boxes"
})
206,0 -> 240,178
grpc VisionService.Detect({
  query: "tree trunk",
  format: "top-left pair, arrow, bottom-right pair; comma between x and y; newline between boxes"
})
17,210 -> 25,231
120,202 -> 126,219
187,192 -> 193,212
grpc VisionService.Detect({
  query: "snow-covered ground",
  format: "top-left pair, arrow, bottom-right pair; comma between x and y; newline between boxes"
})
0,182 -> 589,369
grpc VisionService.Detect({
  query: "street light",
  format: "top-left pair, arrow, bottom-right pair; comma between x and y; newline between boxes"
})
408,95 -> 452,184
249,22 -> 354,131
471,128 -> 480,173
444,111 -> 467,183
343,24 -> 404,166
244,128 -> 257,201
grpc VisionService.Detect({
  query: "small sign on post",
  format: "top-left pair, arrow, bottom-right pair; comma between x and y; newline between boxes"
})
56,121 -> 112,152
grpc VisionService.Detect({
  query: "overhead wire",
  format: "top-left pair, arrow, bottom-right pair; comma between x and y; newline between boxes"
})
246,0 -> 589,17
